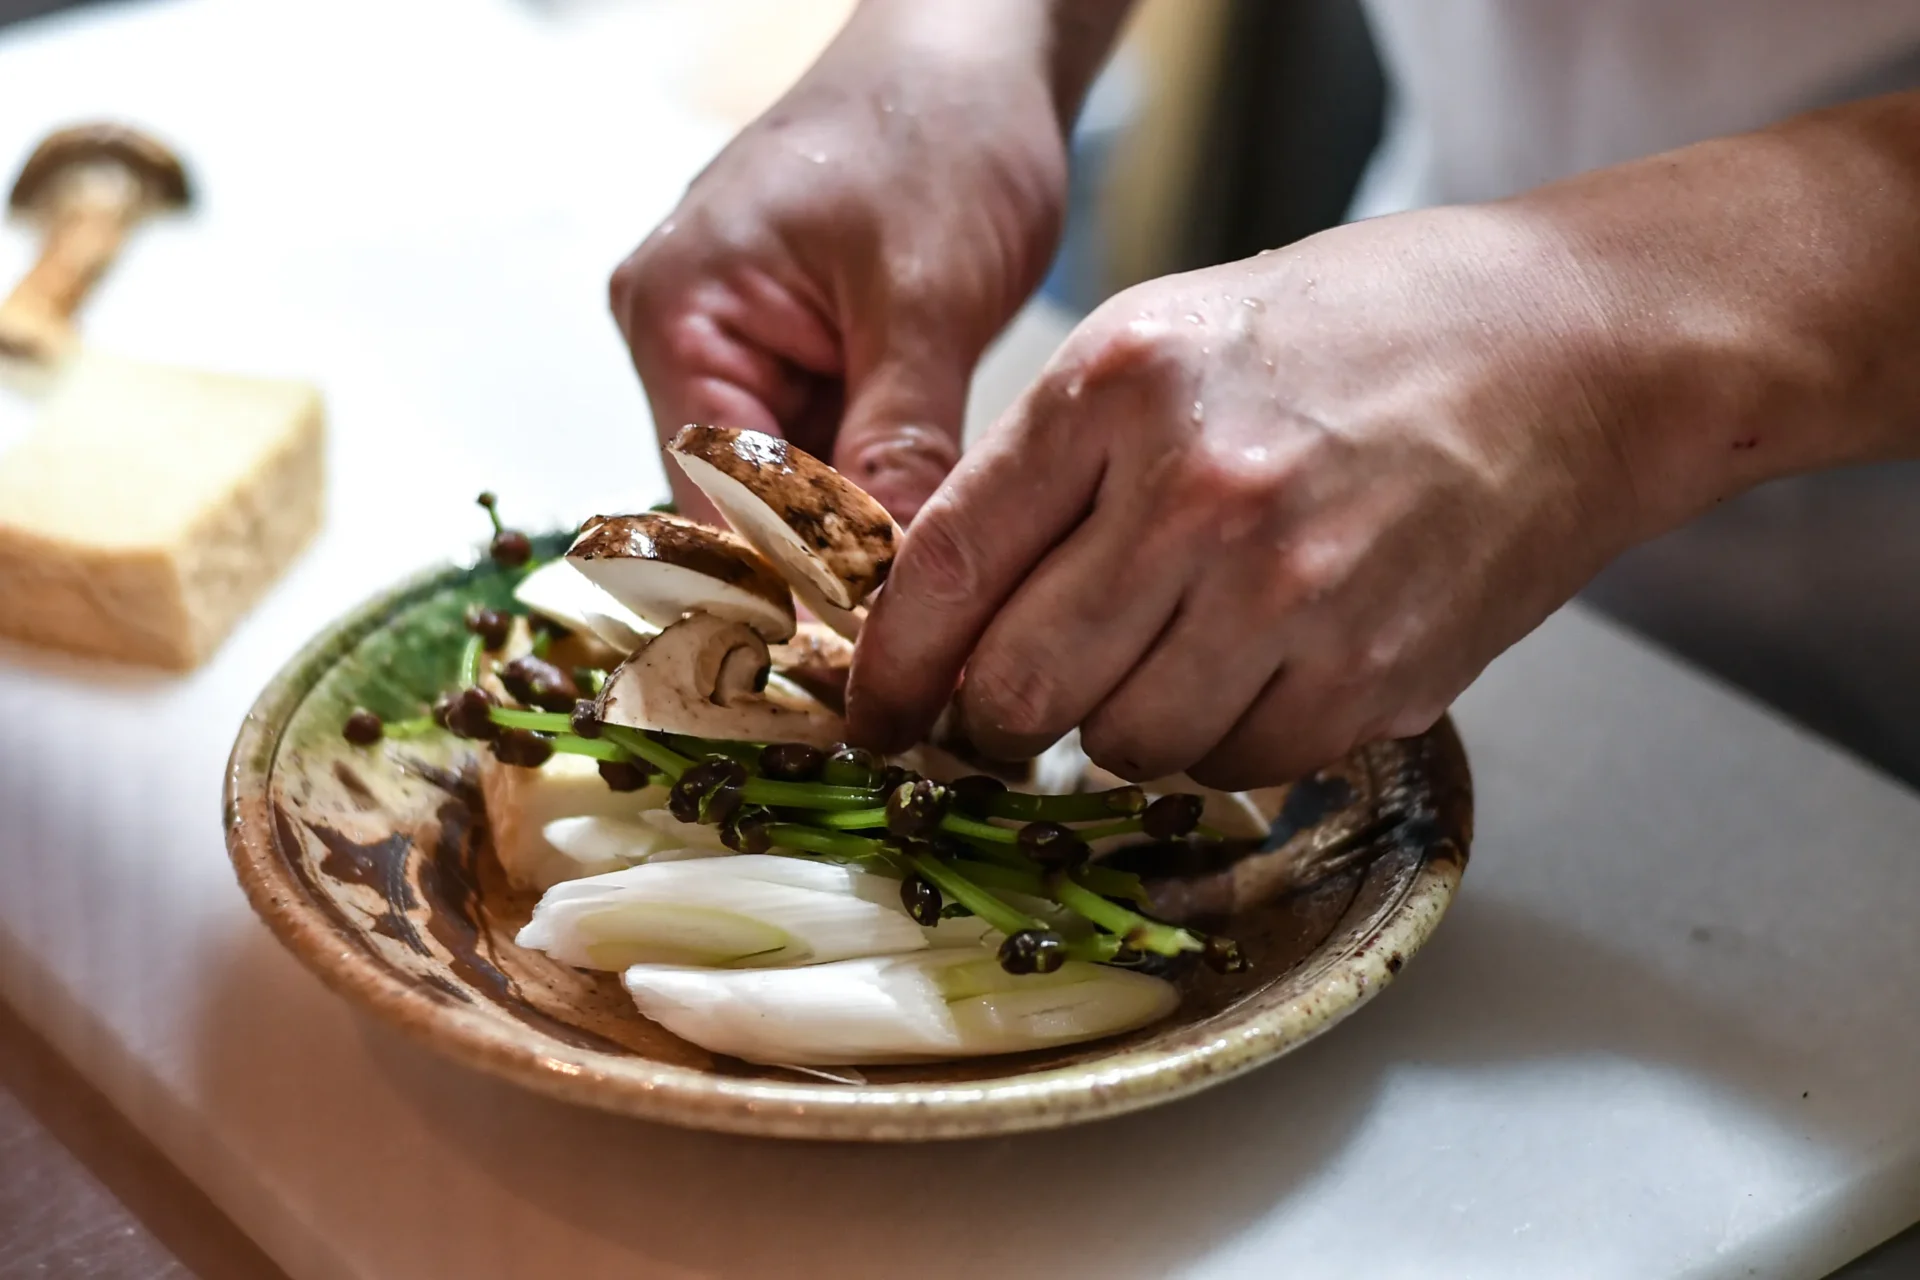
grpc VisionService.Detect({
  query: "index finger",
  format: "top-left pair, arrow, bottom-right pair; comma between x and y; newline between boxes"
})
846,378 -> 1104,752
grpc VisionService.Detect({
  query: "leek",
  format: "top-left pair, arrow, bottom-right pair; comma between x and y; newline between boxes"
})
621,951 -> 1178,1065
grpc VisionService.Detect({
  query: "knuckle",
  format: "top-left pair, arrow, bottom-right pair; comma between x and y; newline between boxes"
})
961,652 -> 1069,744
1079,714 -> 1189,784
1381,702 -> 1445,741
895,499 -> 980,609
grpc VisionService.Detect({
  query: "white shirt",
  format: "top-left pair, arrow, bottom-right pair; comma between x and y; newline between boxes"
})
1352,0 -> 1920,218
1344,1 -> 1920,787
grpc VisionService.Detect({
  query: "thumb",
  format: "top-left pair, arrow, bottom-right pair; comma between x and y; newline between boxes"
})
831,351 -> 971,524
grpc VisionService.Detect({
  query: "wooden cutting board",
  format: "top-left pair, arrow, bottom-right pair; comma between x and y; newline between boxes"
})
1,3 -> 1918,1279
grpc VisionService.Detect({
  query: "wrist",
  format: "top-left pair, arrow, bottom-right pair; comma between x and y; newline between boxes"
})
845,0 -> 1134,133
1506,94 -> 1920,534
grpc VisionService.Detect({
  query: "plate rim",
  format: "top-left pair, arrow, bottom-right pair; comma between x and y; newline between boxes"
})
224,553 -> 1471,1142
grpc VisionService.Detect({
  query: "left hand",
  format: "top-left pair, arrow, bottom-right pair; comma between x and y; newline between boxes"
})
847,203 -> 1664,787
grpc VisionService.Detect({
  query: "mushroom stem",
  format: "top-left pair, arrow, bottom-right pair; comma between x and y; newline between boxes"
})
0,125 -> 190,362
0,201 -> 126,360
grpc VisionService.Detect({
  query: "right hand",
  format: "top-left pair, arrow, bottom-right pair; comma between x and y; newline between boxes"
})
610,6 -> 1074,524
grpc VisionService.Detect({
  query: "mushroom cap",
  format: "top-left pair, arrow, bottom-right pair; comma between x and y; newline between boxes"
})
597,612 -> 846,747
567,512 -> 796,643
667,424 -> 900,611
9,123 -> 191,212
512,559 -> 656,655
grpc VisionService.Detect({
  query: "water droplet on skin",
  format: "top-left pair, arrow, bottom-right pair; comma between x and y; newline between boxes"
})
1184,313 -> 1205,326
1190,400 -> 1205,424
880,101 -> 896,114
1262,358 -> 1275,370
1242,297 -> 1264,312
1201,346 -> 1211,356
1064,375 -> 1086,399
806,151 -> 829,164
1256,247 -> 1276,256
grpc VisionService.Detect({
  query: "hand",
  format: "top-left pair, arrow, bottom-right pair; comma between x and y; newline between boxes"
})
609,4 -> 1080,523
849,204 -> 1659,787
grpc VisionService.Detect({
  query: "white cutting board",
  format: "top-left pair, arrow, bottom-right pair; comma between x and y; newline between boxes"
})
2,3 -> 1920,1278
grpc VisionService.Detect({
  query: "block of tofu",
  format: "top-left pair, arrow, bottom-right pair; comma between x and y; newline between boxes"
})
0,352 -> 324,670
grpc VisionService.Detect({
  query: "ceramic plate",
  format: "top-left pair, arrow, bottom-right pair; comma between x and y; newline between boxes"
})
223,537 -> 1473,1141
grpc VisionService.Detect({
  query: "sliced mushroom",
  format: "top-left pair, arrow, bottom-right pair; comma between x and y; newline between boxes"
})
768,620 -> 855,711
598,612 -> 845,747
513,559 -> 656,656
667,424 -> 901,612
566,511 -> 795,642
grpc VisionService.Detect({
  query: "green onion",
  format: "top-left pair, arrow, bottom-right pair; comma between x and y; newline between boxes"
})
738,779 -> 887,812
548,735 -> 632,763
983,787 -> 1145,824
763,824 -> 885,862
811,806 -> 889,830
602,727 -> 694,781
457,633 -> 483,688
489,707 -> 571,734
903,850 -> 1047,938
939,812 -> 1019,845
1050,873 -> 1202,957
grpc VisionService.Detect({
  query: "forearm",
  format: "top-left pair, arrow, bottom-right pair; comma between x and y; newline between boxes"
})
840,0 -> 1138,130
1513,90 -> 1920,533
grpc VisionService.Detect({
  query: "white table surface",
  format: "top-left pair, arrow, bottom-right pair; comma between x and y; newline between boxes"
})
2,3 -> 1919,1278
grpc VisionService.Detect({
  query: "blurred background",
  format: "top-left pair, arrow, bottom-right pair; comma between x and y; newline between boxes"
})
1,3 -> 1918,1279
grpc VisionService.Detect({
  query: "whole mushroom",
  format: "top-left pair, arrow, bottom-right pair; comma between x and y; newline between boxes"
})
0,123 -> 191,361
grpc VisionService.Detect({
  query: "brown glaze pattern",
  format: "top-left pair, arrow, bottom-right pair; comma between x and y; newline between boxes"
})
224,547 -> 1472,1141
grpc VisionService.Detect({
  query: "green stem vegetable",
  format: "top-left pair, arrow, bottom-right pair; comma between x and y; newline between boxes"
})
1050,873 -> 1202,957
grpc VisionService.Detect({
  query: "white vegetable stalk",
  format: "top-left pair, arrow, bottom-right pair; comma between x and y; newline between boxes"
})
622,951 -> 1180,1065
541,815 -> 729,870
516,855 -> 937,971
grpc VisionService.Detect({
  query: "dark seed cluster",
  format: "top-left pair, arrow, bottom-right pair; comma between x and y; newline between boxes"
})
885,779 -> 950,838
464,605 -> 511,651
998,929 -> 1067,975
669,759 -> 749,825
477,492 -> 533,569
342,709 -> 384,746
1018,821 -> 1088,868
435,687 -> 499,740
899,875 -> 941,925
759,742 -> 824,781
501,656 -> 579,713
357,488 -> 1251,984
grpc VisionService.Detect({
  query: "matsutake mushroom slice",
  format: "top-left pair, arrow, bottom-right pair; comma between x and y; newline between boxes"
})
597,611 -> 846,747
566,512 -> 795,642
769,620 -> 854,711
666,424 -> 901,614
513,559 -> 655,655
